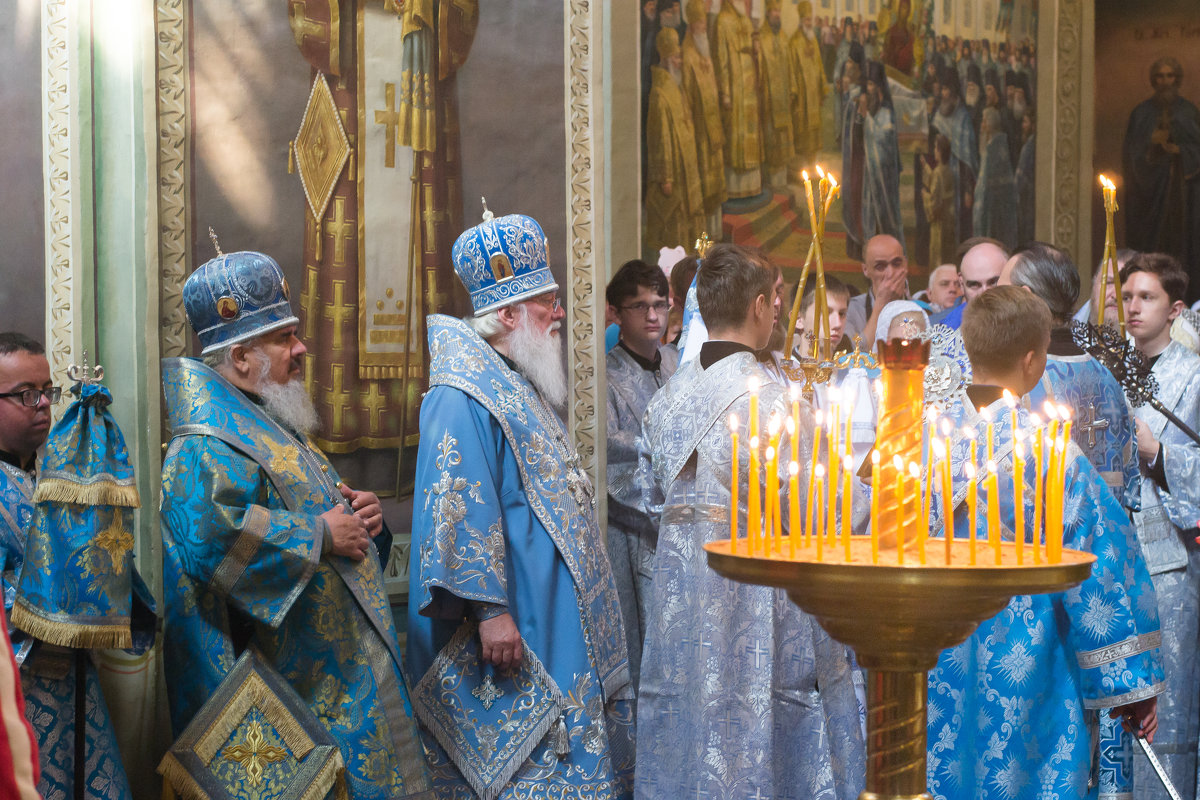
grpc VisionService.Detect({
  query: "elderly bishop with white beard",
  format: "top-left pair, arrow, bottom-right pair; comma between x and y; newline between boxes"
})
406,208 -> 636,800
159,250 -> 431,800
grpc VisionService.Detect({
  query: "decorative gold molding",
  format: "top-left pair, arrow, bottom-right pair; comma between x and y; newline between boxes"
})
42,0 -> 82,395
156,0 -> 190,359
564,0 -> 607,503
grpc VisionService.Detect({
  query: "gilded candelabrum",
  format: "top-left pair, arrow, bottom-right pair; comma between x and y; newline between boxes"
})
706,339 -> 1094,800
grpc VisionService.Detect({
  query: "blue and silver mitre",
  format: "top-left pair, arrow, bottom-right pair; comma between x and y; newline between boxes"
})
183,250 -> 299,354
452,201 -> 558,316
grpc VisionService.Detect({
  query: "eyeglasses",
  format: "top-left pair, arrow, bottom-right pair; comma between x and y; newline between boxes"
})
0,387 -> 62,407
528,293 -> 562,313
620,301 -> 670,316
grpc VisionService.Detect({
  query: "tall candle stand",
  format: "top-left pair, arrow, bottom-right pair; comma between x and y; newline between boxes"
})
706,338 -> 1094,800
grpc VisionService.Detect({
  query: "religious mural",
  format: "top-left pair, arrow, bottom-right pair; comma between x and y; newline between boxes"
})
1093,0 -> 1200,305
640,0 -> 1038,285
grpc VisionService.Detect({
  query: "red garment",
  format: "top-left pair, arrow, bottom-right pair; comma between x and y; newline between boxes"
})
0,606 -> 39,799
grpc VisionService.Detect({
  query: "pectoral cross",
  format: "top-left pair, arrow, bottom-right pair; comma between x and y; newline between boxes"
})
374,82 -> 401,168
1079,401 -> 1110,450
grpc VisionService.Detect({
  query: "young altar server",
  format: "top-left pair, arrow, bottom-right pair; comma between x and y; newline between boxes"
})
925,286 -> 1165,800
638,243 -> 865,800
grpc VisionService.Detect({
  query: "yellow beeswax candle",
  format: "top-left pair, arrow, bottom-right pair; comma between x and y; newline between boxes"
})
765,446 -> 779,552
932,438 -> 953,564
730,414 -> 739,551
1013,439 -> 1025,566
827,393 -> 841,548
1031,413 -> 1043,565
805,410 -> 822,547
788,460 -> 800,557
870,449 -> 881,564
748,377 -> 761,549
964,459 -> 978,565
814,465 -> 825,562
893,454 -> 906,564
986,459 -> 1001,564
909,461 -> 925,564
842,463 -> 853,562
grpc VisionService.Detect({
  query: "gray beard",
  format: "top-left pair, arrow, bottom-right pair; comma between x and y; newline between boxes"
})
507,308 -> 568,410
253,356 -> 319,436
964,84 -> 981,106
692,31 -> 711,60
667,62 -> 683,84
1011,97 -> 1027,119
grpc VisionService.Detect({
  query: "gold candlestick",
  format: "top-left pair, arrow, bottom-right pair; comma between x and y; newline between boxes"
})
1097,175 -> 1126,336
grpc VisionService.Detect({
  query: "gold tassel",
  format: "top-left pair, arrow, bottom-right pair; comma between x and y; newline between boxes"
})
314,209 -> 324,262
10,601 -> 132,649
288,141 -> 296,174
33,477 -> 140,508
157,755 -> 206,800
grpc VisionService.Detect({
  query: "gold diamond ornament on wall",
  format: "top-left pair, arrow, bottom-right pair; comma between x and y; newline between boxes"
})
294,73 -> 351,223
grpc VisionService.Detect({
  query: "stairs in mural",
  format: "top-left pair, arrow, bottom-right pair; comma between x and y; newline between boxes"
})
722,190 -> 862,282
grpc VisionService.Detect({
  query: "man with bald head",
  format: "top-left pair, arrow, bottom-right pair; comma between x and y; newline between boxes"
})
844,233 -> 909,344
932,236 -> 1008,329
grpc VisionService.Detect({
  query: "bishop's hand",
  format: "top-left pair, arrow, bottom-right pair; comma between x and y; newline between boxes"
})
479,612 -> 523,671
340,483 -> 384,537
321,506 -> 370,561
1110,696 -> 1158,743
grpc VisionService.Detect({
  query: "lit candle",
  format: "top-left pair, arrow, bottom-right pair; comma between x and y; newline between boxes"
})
893,454 -> 906,564
748,377 -> 761,549
909,461 -> 925,564
1043,403 -> 1060,563
788,460 -> 800,557
1030,413 -> 1043,565
1013,439 -> 1025,566
964,460 -> 978,566
842,462 -> 853,562
920,422 -> 932,550
806,410 -> 822,547
986,459 -> 1001,564
982,406 -> 995,464
768,414 -> 783,551
870,449 -> 881,564
730,414 -> 739,551
765,446 -> 779,553
814,464 -> 825,562
1097,175 -> 1126,336
933,438 -> 954,564
827,390 -> 841,547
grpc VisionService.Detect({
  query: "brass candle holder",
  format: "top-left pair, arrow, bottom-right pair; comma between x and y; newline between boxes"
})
703,540 -> 1094,800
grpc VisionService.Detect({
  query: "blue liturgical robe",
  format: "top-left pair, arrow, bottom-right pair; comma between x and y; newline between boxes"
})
638,351 -> 866,800
931,103 -> 978,245
159,358 -> 432,800
0,461 -> 133,799
407,315 -> 635,800
1129,341 -> 1200,800
926,393 -> 1165,800
862,104 -> 905,248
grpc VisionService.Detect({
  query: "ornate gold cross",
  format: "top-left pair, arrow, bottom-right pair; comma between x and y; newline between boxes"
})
323,364 -> 354,437
374,82 -> 401,168
322,197 -> 356,266
322,279 -> 355,351
222,720 -> 287,787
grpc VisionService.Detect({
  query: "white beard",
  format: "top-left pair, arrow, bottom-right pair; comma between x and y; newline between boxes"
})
507,307 -> 567,410
692,31 -> 711,60
1011,96 -> 1027,120
964,84 -> 981,106
253,355 -> 319,436
667,62 -> 683,84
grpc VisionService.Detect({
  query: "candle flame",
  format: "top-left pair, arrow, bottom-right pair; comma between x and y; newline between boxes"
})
729,413 -> 739,431
980,406 -> 993,422
815,463 -> 826,479
1099,174 -> 1108,188
1002,388 -> 1016,408
1015,442 -> 1025,459
1057,403 -> 1072,420
932,439 -> 947,459
961,425 -> 975,439
1043,401 -> 1059,421
788,460 -> 800,477
765,446 -> 775,460
986,459 -> 998,474
750,436 -> 759,448
785,415 -> 796,435
768,414 -> 781,435
1029,412 -> 1042,427
940,418 -> 952,437
872,449 -> 881,466
816,165 -> 825,178
907,461 -> 921,479
748,376 -> 761,393
964,461 -> 977,479
789,384 -> 799,401
892,454 -> 904,470
845,462 -> 855,475
801,169 -> 810,181
828,174 -> 839,190
1014,427 -> 1025,442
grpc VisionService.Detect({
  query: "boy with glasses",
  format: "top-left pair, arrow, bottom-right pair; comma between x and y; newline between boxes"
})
604,259 -> 679,691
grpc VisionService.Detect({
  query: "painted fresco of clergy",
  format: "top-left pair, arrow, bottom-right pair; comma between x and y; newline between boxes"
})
159,252 -> 430,800
712,0 -> 763,199
927,287 -> 1165,800
1119,253 -> 1200,800
0,333 -> 134,800
407,210 -> 635,800
788,2 -> 827,175
646,27 -> 704,255
932,65 -> 979,248
972,107 -> 1018,249
605,260 -> 679,694
860,61 -> 905,250
758,0 -> 793,191
638,243 -> 865,800
680,0 -> 726,240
